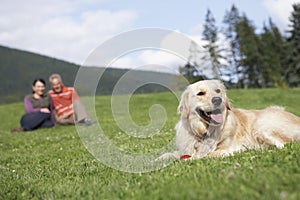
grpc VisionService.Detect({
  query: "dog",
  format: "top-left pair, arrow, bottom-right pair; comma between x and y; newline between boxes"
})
160,80 -> 300,160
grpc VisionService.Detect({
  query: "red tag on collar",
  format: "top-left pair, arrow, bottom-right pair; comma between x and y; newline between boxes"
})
180,155 -> 191,160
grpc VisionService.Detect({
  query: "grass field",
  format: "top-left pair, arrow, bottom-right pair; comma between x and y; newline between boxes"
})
1,88 -> 300,199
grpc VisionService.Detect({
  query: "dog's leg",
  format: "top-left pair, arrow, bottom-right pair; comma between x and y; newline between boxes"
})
255,130 -> 286,149
195,127 -> 222,158
195,137 -> 218,158
156,151 -> 180,160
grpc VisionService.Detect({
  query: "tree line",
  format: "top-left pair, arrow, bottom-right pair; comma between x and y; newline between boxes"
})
180,3 -> 300,88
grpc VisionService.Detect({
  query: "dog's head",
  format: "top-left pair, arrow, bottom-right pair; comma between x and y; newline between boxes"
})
178,80 -> 230,127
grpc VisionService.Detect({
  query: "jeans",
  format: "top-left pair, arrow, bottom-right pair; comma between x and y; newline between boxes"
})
20,112 -> 54,131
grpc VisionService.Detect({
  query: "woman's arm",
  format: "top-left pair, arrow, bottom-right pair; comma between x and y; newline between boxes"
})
24,96 -> 40,113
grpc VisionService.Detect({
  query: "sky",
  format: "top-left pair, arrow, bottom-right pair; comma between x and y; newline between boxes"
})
0,0 -> 299,72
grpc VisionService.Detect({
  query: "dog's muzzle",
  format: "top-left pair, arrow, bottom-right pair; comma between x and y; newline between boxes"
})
196,108 -> 223,125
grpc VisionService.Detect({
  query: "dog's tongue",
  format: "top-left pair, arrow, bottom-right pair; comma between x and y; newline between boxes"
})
210,113 -> 223,123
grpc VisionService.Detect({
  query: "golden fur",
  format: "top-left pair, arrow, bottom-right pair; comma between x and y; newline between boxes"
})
160,80 -> 300,159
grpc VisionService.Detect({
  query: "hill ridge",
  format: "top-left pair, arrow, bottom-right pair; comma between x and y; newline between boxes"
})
0,45 -> 180,104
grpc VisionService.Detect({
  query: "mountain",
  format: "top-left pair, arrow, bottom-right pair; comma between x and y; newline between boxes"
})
0,45 -> 184,104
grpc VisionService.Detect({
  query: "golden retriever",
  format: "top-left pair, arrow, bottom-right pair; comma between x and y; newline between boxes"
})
160,80 -> 300,160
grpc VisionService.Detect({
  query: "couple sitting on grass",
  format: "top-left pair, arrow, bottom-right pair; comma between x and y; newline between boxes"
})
12,74 -> 93,132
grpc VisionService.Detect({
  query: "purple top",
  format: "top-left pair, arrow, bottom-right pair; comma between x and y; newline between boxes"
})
24,95 -> 56,125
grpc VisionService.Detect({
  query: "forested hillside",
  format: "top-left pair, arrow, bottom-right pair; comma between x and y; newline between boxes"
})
0,45 -> 179,104
0,45 -> 79,103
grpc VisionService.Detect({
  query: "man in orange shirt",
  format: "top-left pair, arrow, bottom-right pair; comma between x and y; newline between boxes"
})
49,74 -> 92,125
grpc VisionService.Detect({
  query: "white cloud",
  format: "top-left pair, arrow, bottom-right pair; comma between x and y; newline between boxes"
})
188,24 -> 204,36
108,28 -> 228,76
263,0 -> 299,33
109,30 -> 207,74
0,0 -> 137,64
110,49 -> 186,74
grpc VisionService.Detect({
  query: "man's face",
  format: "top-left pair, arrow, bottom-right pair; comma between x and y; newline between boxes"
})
51,78 -> 63,93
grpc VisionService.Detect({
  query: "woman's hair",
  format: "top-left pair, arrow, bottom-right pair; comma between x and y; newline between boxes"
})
32,78 -> 46,86
32,78 -> 46,94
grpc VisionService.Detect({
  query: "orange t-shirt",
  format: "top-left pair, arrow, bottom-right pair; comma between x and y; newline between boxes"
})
48,86 -> 79,119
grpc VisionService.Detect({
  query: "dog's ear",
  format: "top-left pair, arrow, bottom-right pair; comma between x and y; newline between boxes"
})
225,95 -> 231,110
219,81 -> 231,110
178,89 -> 190,118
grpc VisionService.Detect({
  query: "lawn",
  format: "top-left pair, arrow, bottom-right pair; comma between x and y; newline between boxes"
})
0,88 -> 300,199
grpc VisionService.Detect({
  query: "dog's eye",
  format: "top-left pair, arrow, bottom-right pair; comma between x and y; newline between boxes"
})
197,91 -> 205,96
215,89 -> 221,93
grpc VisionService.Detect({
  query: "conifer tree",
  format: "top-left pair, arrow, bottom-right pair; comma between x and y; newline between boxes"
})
285,3 -> 300,87
202,9 -> 223,79
235,15 -> 263,88
223,4 -> 241,87
179,41 -> 208,83
259,19 -> 286,87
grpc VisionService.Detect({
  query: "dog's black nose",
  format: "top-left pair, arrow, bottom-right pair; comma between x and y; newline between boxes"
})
212,97 -> 222,106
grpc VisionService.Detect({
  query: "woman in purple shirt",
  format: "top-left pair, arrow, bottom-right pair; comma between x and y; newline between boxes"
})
12,78 -> 56,132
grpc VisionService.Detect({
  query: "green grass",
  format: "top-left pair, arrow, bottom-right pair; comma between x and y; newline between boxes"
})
1,88 -> 300,199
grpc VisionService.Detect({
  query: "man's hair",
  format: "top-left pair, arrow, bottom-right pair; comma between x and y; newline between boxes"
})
49,74 -> 62,83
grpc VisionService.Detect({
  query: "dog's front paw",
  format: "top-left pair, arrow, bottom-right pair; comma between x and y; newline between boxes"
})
156,152 -> 180,161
